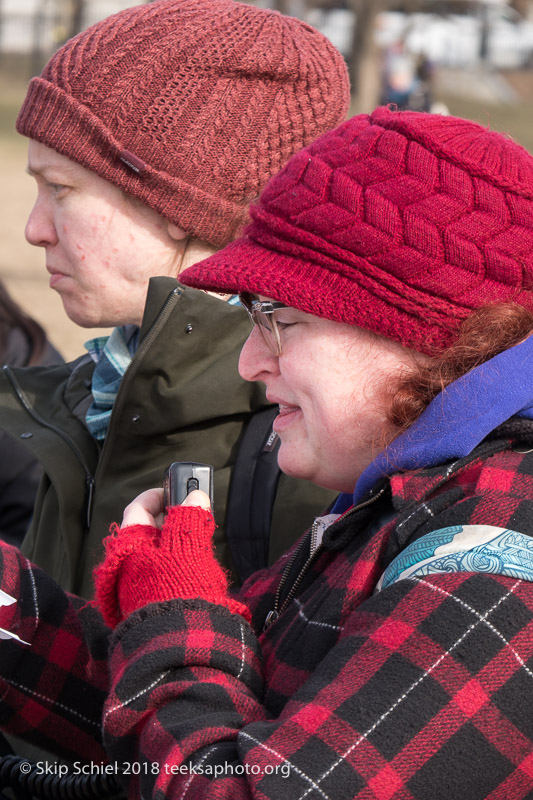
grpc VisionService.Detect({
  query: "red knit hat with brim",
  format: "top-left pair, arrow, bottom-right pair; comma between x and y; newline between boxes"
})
180,106 -> 533,354
16,0 -> 349,248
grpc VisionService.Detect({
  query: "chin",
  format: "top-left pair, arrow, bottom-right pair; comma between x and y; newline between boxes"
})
63,304 -> 116,329
277,451 -> 341,493
277,446 -> 357,494
60,301 -> 95,328
277,446 -> 308,481
65,313 -> 103,329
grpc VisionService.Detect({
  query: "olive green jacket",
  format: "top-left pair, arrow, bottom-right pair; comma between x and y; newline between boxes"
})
0,279 -> 335,597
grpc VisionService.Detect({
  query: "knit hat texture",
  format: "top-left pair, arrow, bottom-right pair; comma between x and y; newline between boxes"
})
17,0 -> 349,248
180,106 -> 533,353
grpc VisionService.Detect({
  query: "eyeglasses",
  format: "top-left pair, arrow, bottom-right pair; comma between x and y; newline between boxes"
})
240,293 -> 287,356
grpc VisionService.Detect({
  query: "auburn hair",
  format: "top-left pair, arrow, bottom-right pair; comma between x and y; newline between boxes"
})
386,303 -> 533,434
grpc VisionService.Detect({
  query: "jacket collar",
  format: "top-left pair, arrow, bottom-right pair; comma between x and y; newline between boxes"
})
113,277 -> 270,437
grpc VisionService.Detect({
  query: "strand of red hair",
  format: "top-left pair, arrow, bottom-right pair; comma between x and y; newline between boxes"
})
386,302 -> 533,434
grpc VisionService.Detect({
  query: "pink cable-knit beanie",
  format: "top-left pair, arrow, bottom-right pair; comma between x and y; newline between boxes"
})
180,106 -> 533,354
16,0 -> 350,248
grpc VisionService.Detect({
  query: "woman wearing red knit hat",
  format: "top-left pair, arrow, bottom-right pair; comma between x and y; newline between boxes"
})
0,0 -> 349,598
2,107 -> 533,798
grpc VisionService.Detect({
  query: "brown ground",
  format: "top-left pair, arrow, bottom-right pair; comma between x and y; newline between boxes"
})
503,68 -> 533,100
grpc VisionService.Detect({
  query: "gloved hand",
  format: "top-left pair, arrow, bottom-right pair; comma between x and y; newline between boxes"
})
94,493 -> 250,628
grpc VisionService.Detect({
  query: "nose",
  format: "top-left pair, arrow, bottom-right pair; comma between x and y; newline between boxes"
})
25,194 -> 58,248
239,325 -> 280,383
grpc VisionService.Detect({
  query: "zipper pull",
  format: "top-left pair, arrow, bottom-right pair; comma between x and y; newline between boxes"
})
263,609 -> 279,631
84,476 -> 95,529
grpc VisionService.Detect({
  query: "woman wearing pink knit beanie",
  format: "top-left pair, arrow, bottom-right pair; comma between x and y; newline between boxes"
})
0,0 -> 349,600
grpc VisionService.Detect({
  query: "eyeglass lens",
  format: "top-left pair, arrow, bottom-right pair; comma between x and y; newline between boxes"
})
240,294 -> 283,355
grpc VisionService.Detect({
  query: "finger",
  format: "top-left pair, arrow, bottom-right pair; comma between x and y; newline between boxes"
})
154,511 -> 165,529
181,489 -> 212,510
122,488 -> 165,527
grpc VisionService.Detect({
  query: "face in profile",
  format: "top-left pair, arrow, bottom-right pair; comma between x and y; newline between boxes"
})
239,301 -> 417,493
24,141 -> 182,328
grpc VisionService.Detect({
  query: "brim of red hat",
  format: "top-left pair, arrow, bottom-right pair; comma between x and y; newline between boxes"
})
179,235 -> 456,354
179,236 -> 350,320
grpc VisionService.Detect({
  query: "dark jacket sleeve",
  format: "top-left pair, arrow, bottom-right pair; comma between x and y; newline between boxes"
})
0,434 -> 43,547
0,332 -> 64,548
0,542 -> 109,764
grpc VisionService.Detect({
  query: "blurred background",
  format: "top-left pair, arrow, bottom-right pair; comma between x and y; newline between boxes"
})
1,0 -> 532,359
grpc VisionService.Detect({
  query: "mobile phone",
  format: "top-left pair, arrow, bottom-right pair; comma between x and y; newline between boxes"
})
163,462 -> 214,509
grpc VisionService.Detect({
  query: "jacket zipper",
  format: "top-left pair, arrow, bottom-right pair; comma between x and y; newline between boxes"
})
3,286 -> 181,531
3,365 -> 96,528
262,432 -> 522,632
94,287 -> 182,483
263,485 -> 387,630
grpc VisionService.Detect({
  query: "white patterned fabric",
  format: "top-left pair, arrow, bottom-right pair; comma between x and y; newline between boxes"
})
376,525 -> 533,592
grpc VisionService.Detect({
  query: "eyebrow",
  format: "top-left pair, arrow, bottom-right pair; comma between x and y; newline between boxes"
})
25,163 -> 78,179
26,165 -> 53,178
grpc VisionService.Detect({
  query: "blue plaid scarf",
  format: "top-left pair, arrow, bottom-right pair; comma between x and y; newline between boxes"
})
84,325 -> 140,441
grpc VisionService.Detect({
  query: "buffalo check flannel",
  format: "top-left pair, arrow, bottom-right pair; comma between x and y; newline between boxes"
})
2,428 -> 533,798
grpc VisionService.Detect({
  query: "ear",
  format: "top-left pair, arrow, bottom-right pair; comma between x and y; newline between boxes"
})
167,222 -> 189,241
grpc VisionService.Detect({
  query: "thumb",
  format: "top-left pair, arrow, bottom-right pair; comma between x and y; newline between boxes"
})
182,489 -> 211,510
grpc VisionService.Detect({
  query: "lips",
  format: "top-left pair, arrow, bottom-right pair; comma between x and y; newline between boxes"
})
268,396 -> 302,433
278,403 -> 299,416
48,273 -> 66,288
267,394 -> 298,412
47,266 -> 69,288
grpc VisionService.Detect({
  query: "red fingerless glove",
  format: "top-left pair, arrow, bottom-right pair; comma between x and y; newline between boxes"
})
94,505 -> 250,628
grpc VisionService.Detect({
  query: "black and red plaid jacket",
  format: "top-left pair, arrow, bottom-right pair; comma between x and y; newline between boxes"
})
2,423 -> 533,799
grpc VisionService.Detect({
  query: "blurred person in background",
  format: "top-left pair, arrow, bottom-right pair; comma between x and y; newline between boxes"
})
380,42 -> 433,112
0,281 -> 62,546
0,0 -> 349,597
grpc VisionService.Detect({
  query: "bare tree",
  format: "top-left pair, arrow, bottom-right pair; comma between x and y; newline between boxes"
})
270,0 -> 291,13
346,0 -> 387,112
31,0 -> 48,76
66,0 -> 85,40
346,0 -> 430,113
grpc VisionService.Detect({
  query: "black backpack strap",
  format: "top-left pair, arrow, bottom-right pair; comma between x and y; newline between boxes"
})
226,407 -> 281,583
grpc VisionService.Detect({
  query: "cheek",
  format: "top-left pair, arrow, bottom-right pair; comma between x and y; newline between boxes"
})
309,374 -> 384,454
309,382 -> 356,434
60,212 -> 103,252
86,211 -> 114,238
